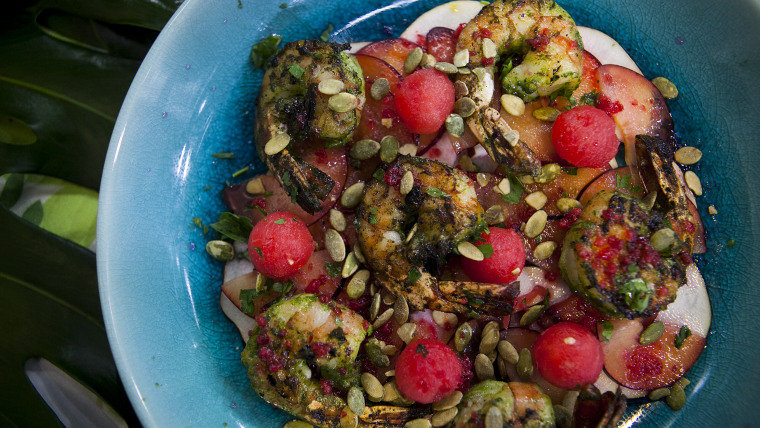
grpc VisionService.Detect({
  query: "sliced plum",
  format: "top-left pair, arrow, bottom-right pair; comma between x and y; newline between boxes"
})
599,318 -> 706,391
426,27 -> 456,63
357,38 -> 422,77
398,0 -> 483,44
291,249 -> 342,298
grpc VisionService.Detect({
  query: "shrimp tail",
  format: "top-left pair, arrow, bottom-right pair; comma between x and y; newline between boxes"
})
477,107 -> 543,176
433,280 -> 519,316
359,406 -> 432,427
266,148 -> 334,214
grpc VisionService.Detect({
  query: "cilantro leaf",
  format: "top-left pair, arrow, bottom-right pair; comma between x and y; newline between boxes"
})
600,321 -> 614,341
372,168 -> 385,181
239,289 -> 261,316
425,187 -> 451,198
500,175 -> 524,204
288,64 -> 305,79
250,35 -> 283,69
478,243 -> 494,259
408,267 -> 421,284
273,218 -> 286,225
326,261 -> 342,277
210,212 -> 253,242
674,325 -> 692,349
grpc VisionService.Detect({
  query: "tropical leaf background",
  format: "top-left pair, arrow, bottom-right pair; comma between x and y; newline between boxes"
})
0,0 -> 182,425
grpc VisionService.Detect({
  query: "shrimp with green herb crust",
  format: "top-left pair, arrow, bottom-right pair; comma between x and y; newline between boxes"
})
456,0 -> 583,176
452,380 -> 555,428
559,135 -> 696,318
355,155 -> 518,316
241,294 -> 430,427
255,39 -> 365,214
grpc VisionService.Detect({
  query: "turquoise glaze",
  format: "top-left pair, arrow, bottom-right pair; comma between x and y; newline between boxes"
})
97,0 -> 760,426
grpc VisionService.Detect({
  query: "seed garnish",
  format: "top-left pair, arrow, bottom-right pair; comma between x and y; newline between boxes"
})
639,321 -> 665,345
264,133 -> 291,155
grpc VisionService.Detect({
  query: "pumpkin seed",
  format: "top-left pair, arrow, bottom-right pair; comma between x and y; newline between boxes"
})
677,377 -> 690,388
404,47 -> 424,74
366,339 -> 390,368
329,92 -> 358,113
520,304 -> 545,326
651,228 -> 678,255
518,174 -> 535,184
476,172 -> 490,187
373,308 -> 394,329
495,177 -> 511,195
383,381 -> 400,402
341,182 -> 365,208
361,372 -> 385,401
245,177 -> 266,195
525,191 -> 548,210
553,405 -> 572,428
643,191 -> 658,210
432,390 -> 463,411
329,209 -> 347,232
458,154 -> 477,172
666,383 -> 685,410
340,406 -> 358,428
473,67 -> 487,82
479,324 -> 500,354
318,78 -> 345,95
639,321 -> 665,345
351,139 -> 381,160
445,114 -> 465,138
497,340 -> 519,365
420,53 -> 437,69
484,406 -> 502,428
524,210 -> 548,238
556,197 -> 582,213
398,143 -> 418,156
370,292 -> 382,320
432,311 -> 458,329
434,61 -> 458,74
497,356 -> 509,379
457,67 -> 471,75
475,353 -> 494,380
516,348 -> 533,379
325,229 -> 346,262
432,408 -> 458,427
455,97 -> 477,118
648,387 -> 671,401
453,49 -> 470,68
382,118 -> 393,128
380,135 -> 400,163
500,94 -> 526,116
383,291 -> 395,305
393,295 -> 410,324
397,322 -> 417,344
674,146 -> 702,165
534,163 -> 561,183
347,386 -> 366,416
347,269 -> 370,299
284,420 -> 313,428
454,322 -> 473,352
458,241 -> 484,261
382,344 -> 398,355
454,80 -> 469,98
342,251 -> 359,278
533,241 -> 557,261
684,170 -> 703,196
652,76 -> 678,99
353,246 -> 366,263
405,223 -> 418,244
370,78 -> 391,101
385,370 -> 395,377
400,171 -> 415,196
533,106 -> 560,122
708,205 -> 718,215
206,240 -> 235,261
484,205 -> 505,225
405,419 -> 432,428
264,133 -> 291,155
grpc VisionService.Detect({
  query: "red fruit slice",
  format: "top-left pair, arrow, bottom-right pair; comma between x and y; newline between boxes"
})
547,295 -> 607,335
291,250 -> 341,298
595,64 -> 675,171
355,53 -> 402,94
426,27 -> 456,63
357,38 -> 423,77
395,339 -> 462,404
599,319 -> 706,390
551,105 -> 619,168
502,328 -> 567,403
394,68 -> 455,134
533,322 -> 605,390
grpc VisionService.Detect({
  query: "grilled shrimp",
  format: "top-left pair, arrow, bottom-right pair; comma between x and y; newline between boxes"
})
455,0 -> 584,176
452,380 -> 554,427
355,155 -> 517,316
255,40 -> 365,214
241,294 -> 430,427
559,135 -> 696,318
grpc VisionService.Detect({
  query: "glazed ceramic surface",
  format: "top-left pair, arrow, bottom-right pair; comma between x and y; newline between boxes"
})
97,0 -> 760,426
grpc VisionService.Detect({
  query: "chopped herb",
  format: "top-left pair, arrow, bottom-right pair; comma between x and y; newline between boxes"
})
464,290 -> 484,306
500,174 -> 524,204
282,171 -> 292,186
210,212 -> 253,242
415,343 -> 429,357
272,280 -> 294,294
408,266 -> 421,283
369,207 -> 378,225
627,264 -> 640,273
192,217 -> 203,228
615,173 -> 631,190
250,35 -> 283,69
320,23 -> 333,42
466,310 -> 479,318
326,261 -> 342,277
273,218 -> 286,225
372,168 -> 385,181
232,166 -> 249,178
674,325 -> 692,349
578,90 -> 600,107
288,64 -> 305,79
562,167 -> 578,176
239,289 -> 261,315
478,243 -> 494,259
600,321 -> 614,341
211,152 -> 235,159
252,246 -> 264,259
329,327 -> 346,341
425,187 -> 451,198
203,185 -> 211,191
325,140 -> 347,149
618,278 -> 652,313
251,204 -> 267,216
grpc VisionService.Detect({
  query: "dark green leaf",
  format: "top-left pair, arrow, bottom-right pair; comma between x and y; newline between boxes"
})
22,200 -> 43,225
500,175 -> 524,204
288,64 -> 305,79
326,261 -> 341,277
0,173 -> 24,208
477,243 -> 494,259
210,212 -> 253,242
425,187 -> 450,198
408,266 -> 421,284
250,35 -> 283,69
674,325 -> 692,349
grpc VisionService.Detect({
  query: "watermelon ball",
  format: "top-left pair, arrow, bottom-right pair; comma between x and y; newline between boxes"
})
532,322 -> 604,390
395,339 -> 462,404
460,227 -> 525,283
394,68 -> 455,134
247,211 -> 314,280
551,105 -> 619,167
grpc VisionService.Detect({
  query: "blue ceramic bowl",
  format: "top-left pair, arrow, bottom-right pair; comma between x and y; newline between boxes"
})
97,0 -> 760,426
